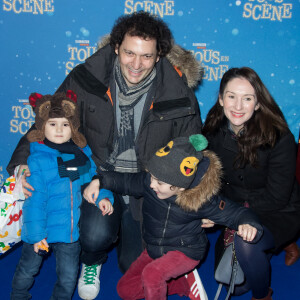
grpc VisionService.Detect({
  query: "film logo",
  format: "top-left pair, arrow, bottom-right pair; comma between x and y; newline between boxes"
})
3,0 -> 54,15
65,40 -> 97,75
10,100 -> 34,135
243,0 -> 292,21
191,43 -> 229,82
124,0 -> 174,17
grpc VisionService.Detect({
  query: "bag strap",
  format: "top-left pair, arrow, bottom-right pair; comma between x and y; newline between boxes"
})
228,260 -> 238,294
214,283 -> 223,300
213,283 -> 232,300
214,234 -> 241,300
214,267 -> 238,300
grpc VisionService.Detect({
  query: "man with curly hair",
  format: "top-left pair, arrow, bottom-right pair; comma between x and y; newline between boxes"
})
8,11 -> 203,300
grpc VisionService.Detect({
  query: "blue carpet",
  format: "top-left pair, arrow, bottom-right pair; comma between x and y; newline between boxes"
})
1,231 -> 299,299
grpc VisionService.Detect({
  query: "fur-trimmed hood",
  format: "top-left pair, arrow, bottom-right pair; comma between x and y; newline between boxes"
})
176,150 -> 223,212
97,35 -> 203,88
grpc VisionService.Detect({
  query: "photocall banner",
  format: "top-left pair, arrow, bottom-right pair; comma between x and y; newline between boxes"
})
0,0 -> 299,183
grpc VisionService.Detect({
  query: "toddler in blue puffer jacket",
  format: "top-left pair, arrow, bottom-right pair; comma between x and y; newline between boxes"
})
11,91 -> 114,300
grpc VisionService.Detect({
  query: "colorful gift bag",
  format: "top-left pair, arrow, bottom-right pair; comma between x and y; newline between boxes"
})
0,167 -> 25,255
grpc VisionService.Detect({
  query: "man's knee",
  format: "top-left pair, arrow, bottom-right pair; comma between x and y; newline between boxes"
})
80,227 -> 115,252
80,208 -> 120,251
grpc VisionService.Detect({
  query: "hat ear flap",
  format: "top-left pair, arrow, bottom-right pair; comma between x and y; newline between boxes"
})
72,132 -> 87,148
27,129 -> 45,143
66,90 -> 77,103
69,122 -> 87,148
29,92 -> 43,109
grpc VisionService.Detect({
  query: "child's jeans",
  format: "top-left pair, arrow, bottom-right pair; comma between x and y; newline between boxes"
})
11,241 -> 81,300
117,249 -> 200,300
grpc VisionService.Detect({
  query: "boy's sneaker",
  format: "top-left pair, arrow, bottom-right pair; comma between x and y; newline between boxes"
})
78,263 -> 101,300
185,269 -> 208,300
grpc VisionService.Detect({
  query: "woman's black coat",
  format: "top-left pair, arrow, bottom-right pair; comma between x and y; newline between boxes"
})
207,125 -> 300,251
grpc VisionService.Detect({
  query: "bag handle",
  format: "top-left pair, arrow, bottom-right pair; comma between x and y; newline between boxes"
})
13,166 -> 25,201
214,283 -> 222,300
214,233 -> 244,300
213,263 -> 239,300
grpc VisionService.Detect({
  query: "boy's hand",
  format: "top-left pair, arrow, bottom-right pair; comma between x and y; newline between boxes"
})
33,238 -> 49,254
83,179 -> 100,204
201,219 -> 215,228
98,198 -> 114,216
237,224 -> 257,242
18,165 -> 34,198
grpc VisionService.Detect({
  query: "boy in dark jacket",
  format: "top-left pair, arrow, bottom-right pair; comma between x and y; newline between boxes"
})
83,134 -> 263,300
10,91 -> 114,300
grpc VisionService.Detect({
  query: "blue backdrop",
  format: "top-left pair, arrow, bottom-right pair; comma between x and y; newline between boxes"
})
1,0 -> 299,183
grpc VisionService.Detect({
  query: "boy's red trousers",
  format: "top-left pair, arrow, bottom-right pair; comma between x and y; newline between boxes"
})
117,249 -> 200,300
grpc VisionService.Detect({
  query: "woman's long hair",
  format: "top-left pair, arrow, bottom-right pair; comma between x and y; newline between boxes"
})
203,67 -> 288,167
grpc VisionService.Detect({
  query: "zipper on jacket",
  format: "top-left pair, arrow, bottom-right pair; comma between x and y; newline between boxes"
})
70,180 -> 74,243
159,203 -> 171,256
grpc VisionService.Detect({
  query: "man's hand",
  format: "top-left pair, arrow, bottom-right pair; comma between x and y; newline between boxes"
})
98,198 -> 114,216
18,165 -> 34,198
237,224 -> 257,242
83,179 -> 100,204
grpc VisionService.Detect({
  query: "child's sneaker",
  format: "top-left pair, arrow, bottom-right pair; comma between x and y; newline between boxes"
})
185,268 -> 208,300
78,263 -> 101,300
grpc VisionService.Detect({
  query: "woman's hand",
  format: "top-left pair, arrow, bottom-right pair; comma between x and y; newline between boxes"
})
18,165 -> 34,198
237,224 -> 257,242
83,179 -> 100,204
98,198 -> 114,216
201,219 -> 215,228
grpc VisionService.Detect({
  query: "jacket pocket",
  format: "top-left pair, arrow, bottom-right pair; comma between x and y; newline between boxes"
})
180,233 -> 208,249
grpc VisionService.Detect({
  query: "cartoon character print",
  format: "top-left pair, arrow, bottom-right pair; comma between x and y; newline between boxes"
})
180,156 -> 199,176
155,141 -> 174,157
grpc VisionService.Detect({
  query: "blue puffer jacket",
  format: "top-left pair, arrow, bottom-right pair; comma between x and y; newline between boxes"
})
21,142 -> 113,244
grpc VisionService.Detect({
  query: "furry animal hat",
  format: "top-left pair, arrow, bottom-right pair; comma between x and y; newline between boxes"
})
27,90 -> 87,148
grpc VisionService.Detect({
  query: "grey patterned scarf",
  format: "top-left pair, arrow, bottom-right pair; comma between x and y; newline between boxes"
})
115,58 -> 156,106
103,58 -> 156,174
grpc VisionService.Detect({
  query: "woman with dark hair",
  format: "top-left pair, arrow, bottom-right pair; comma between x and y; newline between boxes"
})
203,67 -> 300,300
